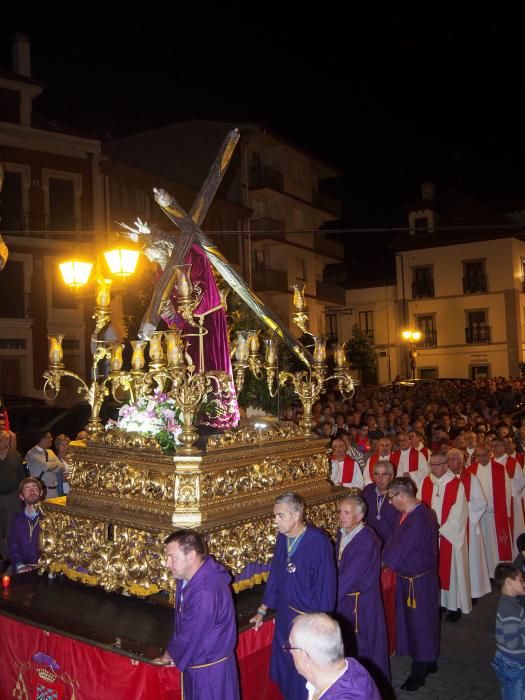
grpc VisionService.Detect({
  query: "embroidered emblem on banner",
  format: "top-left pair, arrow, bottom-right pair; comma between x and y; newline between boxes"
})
12,652 -> 79,700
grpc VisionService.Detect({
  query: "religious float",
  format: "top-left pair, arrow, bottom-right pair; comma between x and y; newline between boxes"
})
0,130 -> 353,700
37,128 -> 354,599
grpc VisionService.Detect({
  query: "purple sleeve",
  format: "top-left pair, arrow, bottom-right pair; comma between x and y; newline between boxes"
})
167,588 -> 214,671
262,534 -> 284,609
317,535 -> 337,612
8,514 -> 25,571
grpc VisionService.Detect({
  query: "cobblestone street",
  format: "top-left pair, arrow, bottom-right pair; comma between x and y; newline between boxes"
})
390,585 -> 500,699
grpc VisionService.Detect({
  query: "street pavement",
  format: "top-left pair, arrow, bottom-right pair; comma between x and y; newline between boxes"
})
390,584 -> 500,699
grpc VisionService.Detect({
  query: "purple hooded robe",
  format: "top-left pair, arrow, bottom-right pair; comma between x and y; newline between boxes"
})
382,503 -> 440,662
335,525 -> 390,681
263,524 -> 337,700
167,555 -> 239,699
315,657 -> 381,699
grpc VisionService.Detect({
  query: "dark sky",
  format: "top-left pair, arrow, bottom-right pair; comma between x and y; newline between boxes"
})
2,3 -> 525,231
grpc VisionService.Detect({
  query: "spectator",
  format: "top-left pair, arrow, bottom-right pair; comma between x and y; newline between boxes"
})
54,434 -> 71,496
24,431 -> 60,499
8,477 -> 43,574
492,563 -> 525,700
0,429 -> 25,572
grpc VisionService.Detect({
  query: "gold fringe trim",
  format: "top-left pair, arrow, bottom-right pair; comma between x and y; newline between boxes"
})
232,571 -> 269,593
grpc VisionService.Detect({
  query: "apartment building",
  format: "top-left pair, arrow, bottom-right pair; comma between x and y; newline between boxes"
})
392,185 -> 525,379
0,35 -> 104,396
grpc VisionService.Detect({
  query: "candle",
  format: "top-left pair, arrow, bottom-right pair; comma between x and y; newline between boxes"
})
2,575 -> 10,588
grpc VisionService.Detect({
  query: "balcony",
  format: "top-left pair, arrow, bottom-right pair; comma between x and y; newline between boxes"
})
249,166 -> 283,192
465,325 -> 491,344
311,190 -> 342,217
2,212 -> 88,241
0,293 -> 31,319
315,281 -> 345,305
420,329 -> 437,347
252,268 -> 289,293
412,280 -> 435,298
463,274 -> 487,294
313,234 -> 344,261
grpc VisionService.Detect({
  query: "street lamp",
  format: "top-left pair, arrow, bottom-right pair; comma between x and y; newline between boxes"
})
401,329 -> 422,379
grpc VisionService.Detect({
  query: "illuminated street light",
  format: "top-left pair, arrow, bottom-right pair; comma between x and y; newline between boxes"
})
59,260 -> 93,289
104,248 -> 140,277
402,328 -> 422,379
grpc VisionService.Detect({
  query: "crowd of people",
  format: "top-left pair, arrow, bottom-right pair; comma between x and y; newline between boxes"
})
3,377 -> 525,697
0,402 -> 82,576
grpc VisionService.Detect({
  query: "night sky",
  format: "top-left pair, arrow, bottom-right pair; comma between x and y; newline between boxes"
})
2,4 -> 525,239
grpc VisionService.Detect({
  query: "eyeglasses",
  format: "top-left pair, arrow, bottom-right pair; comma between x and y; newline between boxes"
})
430,462 -> 447,467
388,492 -> 400,499
282,642 -> 302,654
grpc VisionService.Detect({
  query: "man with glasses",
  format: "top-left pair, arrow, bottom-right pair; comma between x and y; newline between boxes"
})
286,613 -> 380,699
382,477 -> 439,692
250,492 -> 337,700
362,460 -> 398,656
447,448 -> 491,601
363,437 -> 395,486
467,444 -> 512,577
418,452 -> 470,622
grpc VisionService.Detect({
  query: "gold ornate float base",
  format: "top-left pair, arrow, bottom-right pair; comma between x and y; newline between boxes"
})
40,424 -> 347,597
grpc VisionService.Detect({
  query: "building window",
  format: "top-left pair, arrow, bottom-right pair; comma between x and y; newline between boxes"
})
463,260 -> 487,294
417,315 -> 437,346
465,310 -> 490,344
412,266 -> 434,298
359,311 -> 374,341
419,367 -> 438,379
49,178 -> 76,230
296,257 -> 307,281
291,162 -> 304,184
413,217 -> 429,234
470,364 -> 490,379
0,261 -> 26,318
0,171 -> 24,230
326,313 -> 337,344
42,169 -> 82,231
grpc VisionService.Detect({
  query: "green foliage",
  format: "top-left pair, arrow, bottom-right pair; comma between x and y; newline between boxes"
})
227,291 -> 299,414
346,323 -> 377,373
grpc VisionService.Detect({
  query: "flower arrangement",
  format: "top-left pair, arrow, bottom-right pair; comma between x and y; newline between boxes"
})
106,389 -> 182,451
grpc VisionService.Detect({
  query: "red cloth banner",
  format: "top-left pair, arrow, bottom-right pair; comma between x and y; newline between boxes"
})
0,614 -> 281,700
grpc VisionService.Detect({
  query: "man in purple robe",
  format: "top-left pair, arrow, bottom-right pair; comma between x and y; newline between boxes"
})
250,492 -> 337,700
361,459 -> 398,656
336,495 -> 390,684
289,613 -> 381,699
153,530 -> 239,699
362,459 -> 398,544
382,476 -> 440,692
8,477 -> 43,573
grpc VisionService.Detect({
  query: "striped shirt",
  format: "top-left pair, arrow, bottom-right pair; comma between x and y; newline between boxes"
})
495,594 -> 525,662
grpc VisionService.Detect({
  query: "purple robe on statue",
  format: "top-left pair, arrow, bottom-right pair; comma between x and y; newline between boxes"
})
336,525 -> 390,681
167,555 -> 239,700
263,524 -> 337,700
362,483 -> 398,544
168,243 -> 239,429
382,503 -> 440,663
8,511 -> 41,573
314,658 -> 381,699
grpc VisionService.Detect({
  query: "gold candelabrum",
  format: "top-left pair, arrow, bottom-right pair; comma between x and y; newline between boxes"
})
43,267 -> 231,454
229,285 -> 355,436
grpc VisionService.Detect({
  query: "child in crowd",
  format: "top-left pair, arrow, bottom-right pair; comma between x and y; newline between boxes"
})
492,562 -> 525,699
